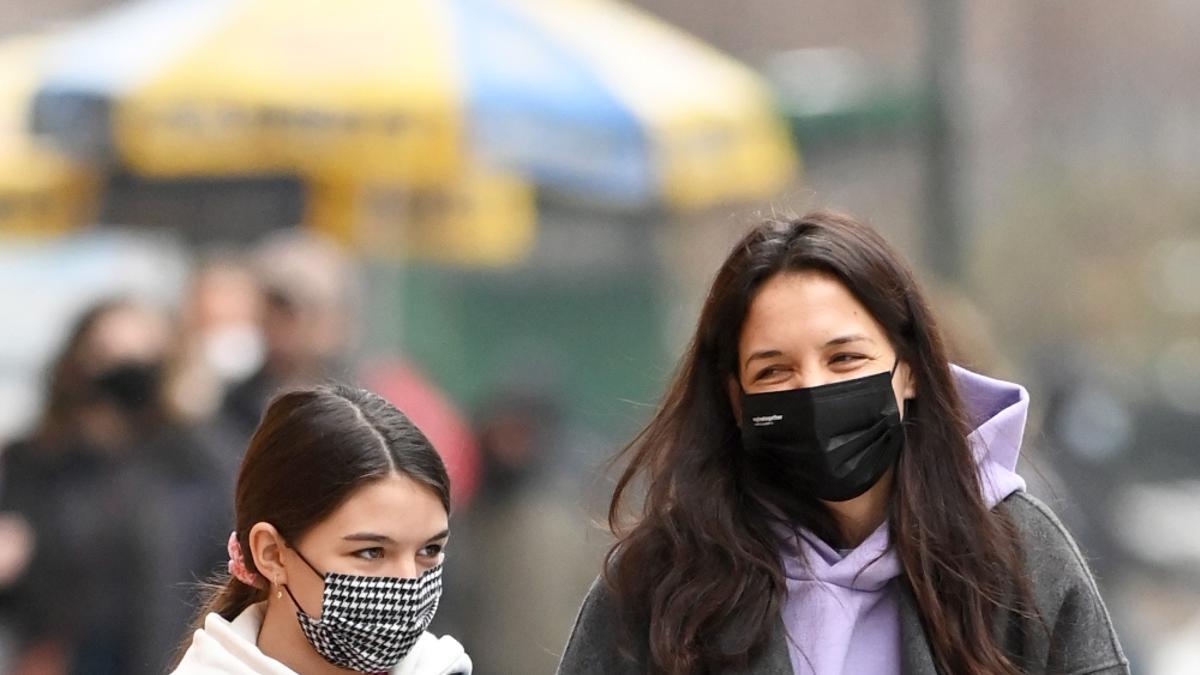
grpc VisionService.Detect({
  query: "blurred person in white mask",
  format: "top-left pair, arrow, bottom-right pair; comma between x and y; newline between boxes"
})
218,230 -> 361,447
169,257 -> 266,425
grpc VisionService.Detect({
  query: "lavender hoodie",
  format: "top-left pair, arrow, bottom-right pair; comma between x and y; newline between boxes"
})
779,366 -> 1029,675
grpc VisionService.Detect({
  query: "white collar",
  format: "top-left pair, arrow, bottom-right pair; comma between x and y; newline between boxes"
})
173,603 -> 472,675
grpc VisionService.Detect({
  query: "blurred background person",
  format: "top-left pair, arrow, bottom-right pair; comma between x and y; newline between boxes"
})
167,255 -> 265,429
434,380 -> 606,675
217,230 -> 360,448
0,299 -> 229,675
0,512 -> 35,668
200,229 -> 484,508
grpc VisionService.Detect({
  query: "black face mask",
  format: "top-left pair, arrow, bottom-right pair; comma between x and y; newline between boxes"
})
91,361 -> 163,412
740,367 -> 906,503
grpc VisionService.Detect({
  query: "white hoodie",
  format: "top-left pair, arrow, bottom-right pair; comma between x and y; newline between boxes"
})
172,603 -> 472,675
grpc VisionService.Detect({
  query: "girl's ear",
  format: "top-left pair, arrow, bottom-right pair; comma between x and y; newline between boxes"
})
248,522 -> 289,587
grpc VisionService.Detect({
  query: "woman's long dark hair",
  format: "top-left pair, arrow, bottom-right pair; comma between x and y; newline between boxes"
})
36,298 -> 167,447
606,211 -> 1033,674
175,384 -> 450,660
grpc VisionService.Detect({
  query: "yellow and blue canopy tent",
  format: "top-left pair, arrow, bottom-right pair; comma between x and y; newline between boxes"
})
0,33 -> 99,236
30,0 -> 797,259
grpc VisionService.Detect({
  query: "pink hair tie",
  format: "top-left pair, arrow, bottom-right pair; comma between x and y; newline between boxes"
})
227,531 -> 261,587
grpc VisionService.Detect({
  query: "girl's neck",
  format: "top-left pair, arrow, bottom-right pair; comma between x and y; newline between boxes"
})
256,594 -> 356,675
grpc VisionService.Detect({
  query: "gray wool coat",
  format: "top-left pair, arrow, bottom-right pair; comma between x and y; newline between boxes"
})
557,491 -> 1129,675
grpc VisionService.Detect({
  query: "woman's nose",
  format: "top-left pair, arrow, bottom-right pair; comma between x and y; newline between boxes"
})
794,369 -> 834,390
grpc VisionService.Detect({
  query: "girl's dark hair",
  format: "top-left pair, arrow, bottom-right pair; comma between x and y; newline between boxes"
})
178,384 -> 450,655
606,211 -> 1034,675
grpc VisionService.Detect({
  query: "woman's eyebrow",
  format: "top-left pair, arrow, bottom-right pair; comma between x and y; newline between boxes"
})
824,334 -> 872,347
743,349 -> 783,371
425,529 -> 450,543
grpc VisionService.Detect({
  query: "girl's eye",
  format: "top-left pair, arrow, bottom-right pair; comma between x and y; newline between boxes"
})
353,547 -> 385,561
830,353 -> 866,365
419,543 -> 445,559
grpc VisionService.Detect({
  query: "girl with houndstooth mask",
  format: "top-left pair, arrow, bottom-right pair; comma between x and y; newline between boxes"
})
172,385 -> 471,675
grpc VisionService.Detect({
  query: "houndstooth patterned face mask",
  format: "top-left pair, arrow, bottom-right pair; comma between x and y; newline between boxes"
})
283,549 -> 442,673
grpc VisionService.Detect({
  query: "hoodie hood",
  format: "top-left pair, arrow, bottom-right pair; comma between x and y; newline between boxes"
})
777,365 -> 1029,674
955,364 -> 1028,506
171,603 -> 472,675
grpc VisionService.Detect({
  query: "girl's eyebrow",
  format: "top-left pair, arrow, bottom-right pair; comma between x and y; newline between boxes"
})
343,532 -> 395,544
343,529 -> 450,544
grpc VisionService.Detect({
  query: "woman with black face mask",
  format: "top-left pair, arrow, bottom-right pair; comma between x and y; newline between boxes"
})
171,384 -> 471,675
1,298 -> 231,675
558,212 -> 1129,675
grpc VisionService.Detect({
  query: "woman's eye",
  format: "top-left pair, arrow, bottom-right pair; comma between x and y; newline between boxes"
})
353,547 -> 385,560
830,353 -> 866,365
754,366 -> 784,381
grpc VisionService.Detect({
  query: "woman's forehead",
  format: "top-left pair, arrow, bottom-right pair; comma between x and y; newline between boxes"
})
89,306 -> 170,359
741,271 -> 885,348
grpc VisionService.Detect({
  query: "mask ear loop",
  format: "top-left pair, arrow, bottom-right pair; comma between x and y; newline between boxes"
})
888,358 -> 916,425
288,546 -> 327,579
280,543 -> 327,616
281,582 -> 309,615
895,359 -> 918,425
